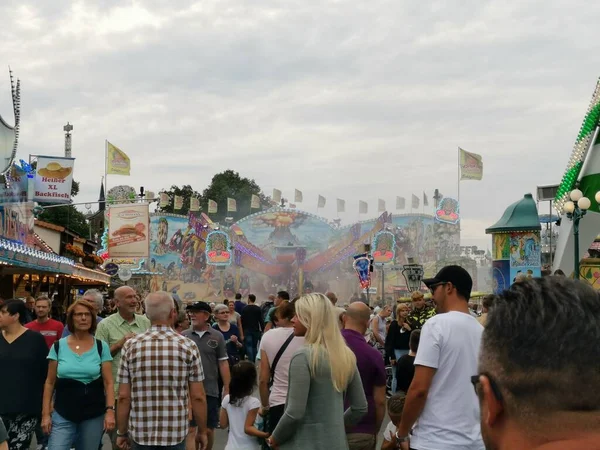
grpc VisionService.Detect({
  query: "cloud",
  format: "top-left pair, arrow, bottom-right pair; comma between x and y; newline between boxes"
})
0,0 -> 599,252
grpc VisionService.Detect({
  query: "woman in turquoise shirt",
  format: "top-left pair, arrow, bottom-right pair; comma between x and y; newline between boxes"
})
41,299 -> 115,449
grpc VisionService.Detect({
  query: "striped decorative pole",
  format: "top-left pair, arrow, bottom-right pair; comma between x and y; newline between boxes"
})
555,79 -> 600,214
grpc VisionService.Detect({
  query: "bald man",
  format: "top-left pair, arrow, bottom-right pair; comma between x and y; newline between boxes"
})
342,302 -> 387,449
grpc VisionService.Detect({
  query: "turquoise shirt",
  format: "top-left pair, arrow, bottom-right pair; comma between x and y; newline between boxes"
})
48,337 -> 112,384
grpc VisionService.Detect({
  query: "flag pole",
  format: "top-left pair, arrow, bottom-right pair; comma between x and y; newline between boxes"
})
104,140 -> 108,196
457,147 -> 461,233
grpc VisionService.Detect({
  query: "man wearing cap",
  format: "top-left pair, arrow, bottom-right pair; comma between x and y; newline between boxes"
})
183,301 -> 230,450
395,266 -> 484,450
406,291 -> 435,330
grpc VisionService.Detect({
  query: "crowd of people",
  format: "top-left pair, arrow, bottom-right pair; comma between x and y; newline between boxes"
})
0,266 -> 599,450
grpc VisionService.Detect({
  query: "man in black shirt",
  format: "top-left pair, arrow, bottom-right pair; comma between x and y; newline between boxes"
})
240,294 -> 263,362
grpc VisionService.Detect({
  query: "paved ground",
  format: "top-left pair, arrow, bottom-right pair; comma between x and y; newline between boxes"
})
32,422 -> 387,449
31,428 -> 229,449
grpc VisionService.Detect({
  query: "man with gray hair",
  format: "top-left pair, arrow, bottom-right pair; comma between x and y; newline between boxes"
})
116,291 -> 208,450
62,289 -> 105,337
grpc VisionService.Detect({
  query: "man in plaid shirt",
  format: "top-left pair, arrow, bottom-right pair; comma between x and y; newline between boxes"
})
116,292 -> 208,450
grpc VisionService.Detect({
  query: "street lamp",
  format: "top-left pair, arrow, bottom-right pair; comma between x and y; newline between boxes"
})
564,189 -> 600,279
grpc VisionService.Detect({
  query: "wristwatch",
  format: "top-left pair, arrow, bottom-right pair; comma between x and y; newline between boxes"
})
116,430 -> 129,437
395,431 -> 409,443
105,406 -> 115,412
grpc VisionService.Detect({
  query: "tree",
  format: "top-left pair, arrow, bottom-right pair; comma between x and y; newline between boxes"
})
200,170 -> 272,223
37,205 -> 90,238
156,184 -> 202,216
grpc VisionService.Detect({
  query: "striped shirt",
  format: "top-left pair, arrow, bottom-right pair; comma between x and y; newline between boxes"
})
117,325 -> 204,446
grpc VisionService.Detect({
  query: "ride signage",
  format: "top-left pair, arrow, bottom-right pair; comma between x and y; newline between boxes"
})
33,156 -> 75,204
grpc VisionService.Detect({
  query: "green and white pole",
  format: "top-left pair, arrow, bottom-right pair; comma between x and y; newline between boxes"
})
555,79 -> 600,213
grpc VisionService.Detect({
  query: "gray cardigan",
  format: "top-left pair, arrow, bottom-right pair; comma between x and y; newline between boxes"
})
272,347 -> 368,449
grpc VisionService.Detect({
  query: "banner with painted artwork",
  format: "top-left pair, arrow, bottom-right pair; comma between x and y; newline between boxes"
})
159,192 -> 169,208
227,198 -> 237,212
208,199 -> 217,214
33,156 -> 75,204
190,197 -> 200,212
251,194 -> 260,209
108,203 -> 149,258
372,230 -> 396,264
459,148 -> 483,180
205,230 -> 232,266
174,196 -> 183,210
509,231 -> 541,282
0,164 -> 28,203
106,141 -> 131,176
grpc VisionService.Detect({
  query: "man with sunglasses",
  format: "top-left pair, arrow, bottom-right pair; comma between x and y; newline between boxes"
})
474,276 -> 600,450
395,265 -> 484,450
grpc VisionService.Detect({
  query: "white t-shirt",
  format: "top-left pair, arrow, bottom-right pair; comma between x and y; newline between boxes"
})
258,327 -> 305,407
383,421 -> 396,442
222,394 -> 261,450
411,311 -> 484,450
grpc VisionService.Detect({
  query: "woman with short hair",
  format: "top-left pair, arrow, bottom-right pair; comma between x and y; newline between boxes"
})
267,293 -> 367,449
41,299 -> 115,449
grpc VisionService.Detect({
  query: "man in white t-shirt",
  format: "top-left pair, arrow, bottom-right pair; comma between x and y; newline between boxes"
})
395,265 -> 484,450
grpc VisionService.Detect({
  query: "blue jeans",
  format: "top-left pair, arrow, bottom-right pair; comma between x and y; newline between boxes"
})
132,441 -> 185,450
391,349 -> 409,394
244,330 -> 261,362
47,411 -> 104,450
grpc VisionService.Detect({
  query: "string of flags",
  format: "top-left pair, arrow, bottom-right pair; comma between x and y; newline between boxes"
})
156,190 -> 443,214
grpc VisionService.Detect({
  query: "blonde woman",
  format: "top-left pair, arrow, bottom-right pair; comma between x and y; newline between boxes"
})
385,303 -> 412,393
267,293 -> 367,450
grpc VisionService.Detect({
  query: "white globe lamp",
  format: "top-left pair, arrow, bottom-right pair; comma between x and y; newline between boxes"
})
570,189 -> 583,202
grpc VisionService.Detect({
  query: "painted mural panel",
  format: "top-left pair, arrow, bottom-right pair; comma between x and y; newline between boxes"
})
508,231 -> 541,283
493,260 -> 510,294
493,234 -> 511,260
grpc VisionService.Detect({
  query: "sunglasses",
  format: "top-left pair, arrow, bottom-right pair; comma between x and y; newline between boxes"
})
471,373 -> 504,403
428,281 -> 448,294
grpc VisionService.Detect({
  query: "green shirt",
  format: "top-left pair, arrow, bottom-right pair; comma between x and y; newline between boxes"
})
95,312 -> 150,396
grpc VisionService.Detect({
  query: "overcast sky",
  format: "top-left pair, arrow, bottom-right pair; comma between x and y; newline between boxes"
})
1,0 -> 599,250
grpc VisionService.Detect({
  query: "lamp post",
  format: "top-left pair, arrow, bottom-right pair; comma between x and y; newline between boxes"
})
563,189 -> 600,279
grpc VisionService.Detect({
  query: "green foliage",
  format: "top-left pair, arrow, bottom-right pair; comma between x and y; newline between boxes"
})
156,184 -> 202,216
37,205 -> 90,238
157,170 -> 272,222
201,170 -> 271,222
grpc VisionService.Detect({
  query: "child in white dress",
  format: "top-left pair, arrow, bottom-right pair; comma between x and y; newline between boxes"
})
220,361 -> 270,450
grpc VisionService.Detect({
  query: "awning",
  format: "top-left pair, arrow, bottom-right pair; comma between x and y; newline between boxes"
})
0,238 -> 75,274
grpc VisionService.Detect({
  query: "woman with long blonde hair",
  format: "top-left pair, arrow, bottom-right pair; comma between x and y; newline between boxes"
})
267,293 -> 367,450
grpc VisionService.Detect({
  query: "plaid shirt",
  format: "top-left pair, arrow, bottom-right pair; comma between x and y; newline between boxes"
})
117,325 -> 204,446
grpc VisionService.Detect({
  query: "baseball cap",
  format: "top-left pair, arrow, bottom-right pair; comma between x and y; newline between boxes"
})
185,301 -> 212,313
423,265 -> 473,300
